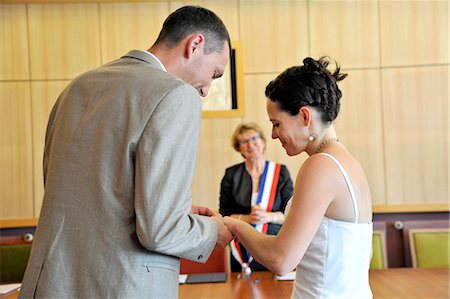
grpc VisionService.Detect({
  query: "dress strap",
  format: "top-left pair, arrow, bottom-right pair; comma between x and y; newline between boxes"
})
316,153 -> 359,223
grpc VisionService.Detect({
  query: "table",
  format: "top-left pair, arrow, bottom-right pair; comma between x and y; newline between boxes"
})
179,269 -> 449,299
2,268 -> 448,299
179,272 -> 292,299
369,268 -> 449,299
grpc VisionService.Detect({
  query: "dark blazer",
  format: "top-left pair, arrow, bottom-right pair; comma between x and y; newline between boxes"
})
219,162 -> 294,271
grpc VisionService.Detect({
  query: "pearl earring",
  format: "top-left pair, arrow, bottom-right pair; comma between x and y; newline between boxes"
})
309,135 -> 315,142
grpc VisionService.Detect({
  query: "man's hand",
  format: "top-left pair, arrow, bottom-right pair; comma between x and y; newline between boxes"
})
212,215 -> 233,249
191,205 -> 215,216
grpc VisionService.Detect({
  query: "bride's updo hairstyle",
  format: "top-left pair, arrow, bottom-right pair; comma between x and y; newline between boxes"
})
265,57 -> 347,125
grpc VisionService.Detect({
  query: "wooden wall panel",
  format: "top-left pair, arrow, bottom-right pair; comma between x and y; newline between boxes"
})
382,66 -> 448,203
379,0 -> 448,66
30,81 -> 69,216
0,4 -> 29,81
0,83 -> 34,219
239,0 -> 309,73
335,69 -> 386,204
192,118 -> 243,209
242,74 -> 273,132
0,0 -> 449,220
28,3 -> 101,79
309,0 -> 380,68
99,2 -> 169,63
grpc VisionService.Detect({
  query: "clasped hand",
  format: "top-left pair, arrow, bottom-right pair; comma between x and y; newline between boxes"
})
191,205 -> 234,249
249,205 -> 271,224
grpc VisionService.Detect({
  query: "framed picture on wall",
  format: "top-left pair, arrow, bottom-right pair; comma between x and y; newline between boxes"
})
201,41 -> 244,118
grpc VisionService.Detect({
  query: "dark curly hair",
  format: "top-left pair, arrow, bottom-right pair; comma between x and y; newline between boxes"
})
265,57 -> 347,124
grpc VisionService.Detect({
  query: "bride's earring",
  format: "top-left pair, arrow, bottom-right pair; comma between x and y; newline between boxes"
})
309,135 -> 315,142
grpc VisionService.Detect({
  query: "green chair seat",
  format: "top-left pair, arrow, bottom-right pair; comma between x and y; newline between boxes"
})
0,243 -> 32,283
370,222 -> 388,269
370,233 -> 385,269
411,229 -> 450,268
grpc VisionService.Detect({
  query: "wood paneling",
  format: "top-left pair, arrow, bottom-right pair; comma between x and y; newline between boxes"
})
0,83 -> 34,219
239,0 -> 309,73
335,68 -> 385,204
0,5 -> 29,81
0,0 -> 448,220
382,66 -> 448,204
28,3 -> 101,79
192,117 -> 243,209
379,0 -> 449,66
0,218 -> 38,229
30,81 -> 69,216
309,0 -> 380,68
99,2 -> 169,63
373,204 -> 450,214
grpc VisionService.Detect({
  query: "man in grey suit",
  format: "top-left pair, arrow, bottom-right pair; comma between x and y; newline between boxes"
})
19,6 -> 232,299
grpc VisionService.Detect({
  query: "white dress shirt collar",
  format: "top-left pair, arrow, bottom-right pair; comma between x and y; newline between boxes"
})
136,50 -> 167,72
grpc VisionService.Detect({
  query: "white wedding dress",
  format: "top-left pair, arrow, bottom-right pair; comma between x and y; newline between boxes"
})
287,153 -> 373,299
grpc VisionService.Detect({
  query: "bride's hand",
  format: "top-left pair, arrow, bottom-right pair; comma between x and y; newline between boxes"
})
223,217 -> 241,241
223,216 -> 241,230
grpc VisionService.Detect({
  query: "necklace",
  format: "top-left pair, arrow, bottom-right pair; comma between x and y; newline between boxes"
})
315,138 -> 339,153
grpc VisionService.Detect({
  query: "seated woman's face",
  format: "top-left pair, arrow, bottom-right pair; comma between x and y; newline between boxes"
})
237,130 -> 265,160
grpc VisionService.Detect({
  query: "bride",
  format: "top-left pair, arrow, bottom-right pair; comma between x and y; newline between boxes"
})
224,56 -> 373,299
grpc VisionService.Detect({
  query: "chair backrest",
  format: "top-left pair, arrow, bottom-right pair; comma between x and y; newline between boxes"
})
370,221 -> 388,269
180,247 -> 228,274
402,220 -> 450,268
0,235 -> 33,283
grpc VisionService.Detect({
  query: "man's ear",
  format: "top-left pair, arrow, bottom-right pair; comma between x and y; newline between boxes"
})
185,34 -> 205,58
299,106 -> 312,126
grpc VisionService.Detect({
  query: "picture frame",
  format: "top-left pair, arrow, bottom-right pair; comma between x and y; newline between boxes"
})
201,41 -> 244,118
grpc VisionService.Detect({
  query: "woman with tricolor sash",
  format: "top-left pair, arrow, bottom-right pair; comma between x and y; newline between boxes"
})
219,122 -> 294,273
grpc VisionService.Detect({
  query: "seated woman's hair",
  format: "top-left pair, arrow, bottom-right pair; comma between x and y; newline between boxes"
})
265,56 -> 348,125
231,122 -> 266,152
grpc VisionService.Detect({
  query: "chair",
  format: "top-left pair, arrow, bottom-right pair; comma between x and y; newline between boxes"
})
0,235 -> 33,283
370,221 -> 388,269
401,220 -> 450,268
180,247 -> 228,274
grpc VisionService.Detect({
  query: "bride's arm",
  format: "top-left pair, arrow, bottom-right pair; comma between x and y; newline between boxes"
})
224,156 -> 335,276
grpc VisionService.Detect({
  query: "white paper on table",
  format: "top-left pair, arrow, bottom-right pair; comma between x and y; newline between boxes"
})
179,274 -> 188,284
273,271 -> 296,280
0,283 -> 21,295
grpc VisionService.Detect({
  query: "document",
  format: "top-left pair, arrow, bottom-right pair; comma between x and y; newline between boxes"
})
0,283 -> 21,295
179,274 -> 188,284
273,271 -> 296,280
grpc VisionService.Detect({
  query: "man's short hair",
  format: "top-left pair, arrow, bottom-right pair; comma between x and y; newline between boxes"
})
154,6 -> 230,54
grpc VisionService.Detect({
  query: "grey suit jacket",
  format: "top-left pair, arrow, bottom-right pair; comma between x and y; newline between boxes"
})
19,50 -> 218,299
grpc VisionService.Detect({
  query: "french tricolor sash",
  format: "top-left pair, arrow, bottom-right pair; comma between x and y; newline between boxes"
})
230,161 -> 281,267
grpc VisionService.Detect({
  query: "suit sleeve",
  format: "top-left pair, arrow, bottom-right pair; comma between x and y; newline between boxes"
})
134,84 -> 217,263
